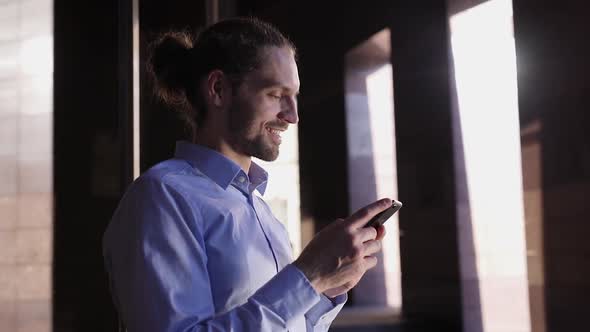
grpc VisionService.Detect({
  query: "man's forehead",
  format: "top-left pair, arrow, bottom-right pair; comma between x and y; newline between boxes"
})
251,75 -> 299,91
247,47 -> 300,91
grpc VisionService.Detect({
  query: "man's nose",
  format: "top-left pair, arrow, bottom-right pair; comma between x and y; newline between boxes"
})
279,97 -> 299,124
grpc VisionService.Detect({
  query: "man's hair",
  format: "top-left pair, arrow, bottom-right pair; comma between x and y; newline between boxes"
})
146,17 -> 296,140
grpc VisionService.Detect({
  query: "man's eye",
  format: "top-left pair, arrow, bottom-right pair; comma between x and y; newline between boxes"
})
269,94 -> 281,99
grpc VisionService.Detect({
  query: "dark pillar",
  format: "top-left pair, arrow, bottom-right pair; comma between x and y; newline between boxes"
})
513,1 -> 590,331
53,0 -> 122,330
390,3 -> 464,331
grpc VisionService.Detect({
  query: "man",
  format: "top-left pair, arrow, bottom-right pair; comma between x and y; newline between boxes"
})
103,17 -> 393,331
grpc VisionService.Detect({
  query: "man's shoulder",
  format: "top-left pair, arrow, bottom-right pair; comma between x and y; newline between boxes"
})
132,158 -> 219,196
117,159 -> 188,201
140,158 -> 193,183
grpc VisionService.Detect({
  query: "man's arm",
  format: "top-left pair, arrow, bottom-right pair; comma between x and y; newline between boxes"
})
297,201 -> 391,332
103,177 -> 323,332
304,224 -> 388,332
256,197 -> 349,331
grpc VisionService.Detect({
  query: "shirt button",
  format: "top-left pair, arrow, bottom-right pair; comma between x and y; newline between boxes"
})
238,176 -> 246,183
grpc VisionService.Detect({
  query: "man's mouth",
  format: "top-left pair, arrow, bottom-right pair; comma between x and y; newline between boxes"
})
266,126 -> 286,144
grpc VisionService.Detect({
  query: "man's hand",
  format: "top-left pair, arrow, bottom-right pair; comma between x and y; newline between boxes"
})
293,198 -> 392,298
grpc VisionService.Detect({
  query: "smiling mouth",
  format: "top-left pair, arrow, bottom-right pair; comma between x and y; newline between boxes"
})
266,126 -> 286,143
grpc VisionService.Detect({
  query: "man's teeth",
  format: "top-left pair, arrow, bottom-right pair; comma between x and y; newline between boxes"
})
268,128 -> 282,136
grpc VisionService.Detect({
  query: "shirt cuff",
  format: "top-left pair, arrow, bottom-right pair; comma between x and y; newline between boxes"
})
325,293 -> 347,306
251,263 -> 322,325
305,292 -> 347,326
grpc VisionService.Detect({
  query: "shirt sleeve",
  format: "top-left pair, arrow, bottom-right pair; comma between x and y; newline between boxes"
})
102,177 -> 323,332
305,293 -> 347,331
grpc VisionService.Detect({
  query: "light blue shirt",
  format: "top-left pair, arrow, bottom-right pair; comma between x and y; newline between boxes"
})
103,141 -> 346,332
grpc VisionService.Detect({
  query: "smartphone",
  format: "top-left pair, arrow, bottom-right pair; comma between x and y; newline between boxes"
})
364,199 -> 403,228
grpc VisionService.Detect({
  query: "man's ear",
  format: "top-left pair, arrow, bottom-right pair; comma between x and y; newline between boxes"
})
205,70 -> 231,108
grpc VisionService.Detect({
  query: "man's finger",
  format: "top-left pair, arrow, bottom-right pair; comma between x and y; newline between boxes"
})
363,255 -> 378,269
357,226 -> 378,243
347,198 -> 392,229
363,239 -> 382,256
375,225 -> 386,241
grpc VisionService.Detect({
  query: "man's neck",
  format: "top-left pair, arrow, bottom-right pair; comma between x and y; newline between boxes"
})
193,131 -> 251,174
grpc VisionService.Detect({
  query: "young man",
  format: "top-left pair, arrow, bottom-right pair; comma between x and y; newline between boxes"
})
103,17 -> 392,332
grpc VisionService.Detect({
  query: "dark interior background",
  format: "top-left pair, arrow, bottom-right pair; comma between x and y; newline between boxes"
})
52,0 -> 590,331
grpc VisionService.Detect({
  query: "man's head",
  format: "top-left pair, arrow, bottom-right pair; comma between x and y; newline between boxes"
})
148,17 -> 299,162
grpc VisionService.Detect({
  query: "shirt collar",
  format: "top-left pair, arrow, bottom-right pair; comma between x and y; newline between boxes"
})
174,141 -> 269,196
247,161 -> 269,195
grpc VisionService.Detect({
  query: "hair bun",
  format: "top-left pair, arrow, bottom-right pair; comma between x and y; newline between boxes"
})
147,31 -> 194,106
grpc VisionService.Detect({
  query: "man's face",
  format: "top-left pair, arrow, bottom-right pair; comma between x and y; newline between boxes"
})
226,46 -> 300,161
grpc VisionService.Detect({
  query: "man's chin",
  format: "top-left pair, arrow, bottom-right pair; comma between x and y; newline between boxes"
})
255,150 -> 279,162
239,136 -> 280,162
253,144 -> 279,162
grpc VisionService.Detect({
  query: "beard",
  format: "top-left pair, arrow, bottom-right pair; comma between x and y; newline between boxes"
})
226,100 -> 281,162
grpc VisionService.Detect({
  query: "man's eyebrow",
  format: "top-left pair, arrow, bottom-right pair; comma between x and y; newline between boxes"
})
258,78 -> 299,93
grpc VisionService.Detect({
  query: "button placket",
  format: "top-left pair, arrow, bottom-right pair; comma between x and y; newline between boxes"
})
250,197 -> 280,273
